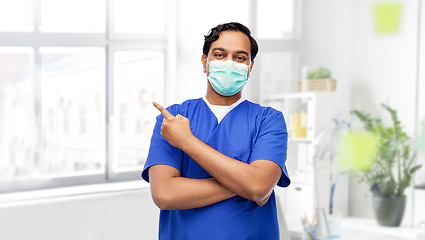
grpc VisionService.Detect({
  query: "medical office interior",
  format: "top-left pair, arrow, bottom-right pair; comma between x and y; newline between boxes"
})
1,0 -> 425,239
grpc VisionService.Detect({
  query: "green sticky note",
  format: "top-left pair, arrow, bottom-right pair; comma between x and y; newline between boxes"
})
373,3 -> 402,33
338,131 -> 377,173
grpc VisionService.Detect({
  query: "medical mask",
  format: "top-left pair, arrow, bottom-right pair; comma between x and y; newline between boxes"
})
207,60 -> 250,96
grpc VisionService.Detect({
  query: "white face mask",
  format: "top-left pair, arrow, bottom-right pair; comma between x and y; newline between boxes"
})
207,60 -> 250,96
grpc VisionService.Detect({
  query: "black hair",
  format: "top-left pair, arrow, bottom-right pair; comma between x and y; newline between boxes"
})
202,22 -> 259,62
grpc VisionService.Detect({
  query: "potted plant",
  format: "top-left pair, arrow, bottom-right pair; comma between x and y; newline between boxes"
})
297,66 -> 337,92
345,104 -> 422,226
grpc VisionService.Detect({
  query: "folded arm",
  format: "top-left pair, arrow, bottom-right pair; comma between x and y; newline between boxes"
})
149,164 -> 236,210
181,137 -> 281,202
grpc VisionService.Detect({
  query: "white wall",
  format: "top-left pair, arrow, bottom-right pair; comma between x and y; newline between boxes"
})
349,0 -> 419,225
0,189 -> 159,240
302,0 -> 423,225
415,0 -> 425,191
301,0 -> 353,93
350,0 -> 418,130
414,0 -> 425,227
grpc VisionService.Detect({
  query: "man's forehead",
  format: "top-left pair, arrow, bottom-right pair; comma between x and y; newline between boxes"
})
209,31 -> 251,54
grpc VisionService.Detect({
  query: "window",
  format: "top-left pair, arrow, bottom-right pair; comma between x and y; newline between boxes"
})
0,0 -> 300,193
0,0 -> 168,193
0,1 -> 33,32
40,47 -> 106,177
0,47 -> 34,181
113,51 -> 164,172
40,0 -> 106,33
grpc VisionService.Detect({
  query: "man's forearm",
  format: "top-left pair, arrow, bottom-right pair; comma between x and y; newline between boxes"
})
149,165 -> 236,210
180,137 -> 280,203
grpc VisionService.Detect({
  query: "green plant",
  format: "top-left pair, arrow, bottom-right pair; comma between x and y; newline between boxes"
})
350,104 -> 422,197
308,66 -> 332,79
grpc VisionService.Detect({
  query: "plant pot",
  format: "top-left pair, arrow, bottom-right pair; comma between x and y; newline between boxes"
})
372,195 -> 406,227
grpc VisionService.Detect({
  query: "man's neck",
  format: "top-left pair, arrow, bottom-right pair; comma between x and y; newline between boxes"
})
205,87 -> 242,106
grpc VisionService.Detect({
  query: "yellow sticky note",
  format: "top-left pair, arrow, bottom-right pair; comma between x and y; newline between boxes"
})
338,131 -> 377,172
373,3 -> 402,33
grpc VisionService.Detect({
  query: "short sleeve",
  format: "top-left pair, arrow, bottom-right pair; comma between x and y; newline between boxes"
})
249,109 -> 290,188
141,113 -> 183,183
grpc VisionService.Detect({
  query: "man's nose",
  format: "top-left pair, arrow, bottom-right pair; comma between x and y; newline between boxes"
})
225,55 -> 234,61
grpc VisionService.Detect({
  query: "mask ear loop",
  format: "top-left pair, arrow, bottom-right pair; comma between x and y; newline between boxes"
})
247,61 -> 252,78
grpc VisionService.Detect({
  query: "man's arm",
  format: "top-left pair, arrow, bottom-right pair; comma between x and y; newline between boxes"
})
181,137 -> 281,202
149,164 -> 236,210
153,102 -> 282,203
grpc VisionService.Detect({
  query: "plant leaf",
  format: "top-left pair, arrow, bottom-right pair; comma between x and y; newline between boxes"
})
409,165 -> 422,174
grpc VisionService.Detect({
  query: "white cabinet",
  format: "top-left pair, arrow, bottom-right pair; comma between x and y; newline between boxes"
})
263,92 -> 351,231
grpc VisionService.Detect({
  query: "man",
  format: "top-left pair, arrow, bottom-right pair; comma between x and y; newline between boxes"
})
142,22 -> 290,240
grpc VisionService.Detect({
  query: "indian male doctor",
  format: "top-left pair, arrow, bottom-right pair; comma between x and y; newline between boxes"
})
142,22 -> 291,240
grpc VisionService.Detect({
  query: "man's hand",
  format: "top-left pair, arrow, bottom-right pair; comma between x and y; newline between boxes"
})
153,101 -> 194,149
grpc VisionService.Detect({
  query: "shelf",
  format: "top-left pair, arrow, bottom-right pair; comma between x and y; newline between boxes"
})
267,91 -> 351,222
341,217 -> 425,240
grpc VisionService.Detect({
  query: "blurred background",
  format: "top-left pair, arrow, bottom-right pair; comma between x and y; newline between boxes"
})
0,0 -> 424,239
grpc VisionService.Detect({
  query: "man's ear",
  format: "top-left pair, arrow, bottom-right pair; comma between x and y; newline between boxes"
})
201,55 -> 207,73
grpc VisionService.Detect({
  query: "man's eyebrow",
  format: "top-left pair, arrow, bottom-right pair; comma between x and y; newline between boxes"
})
212,47 -> 226,52
236,50 -> 249,56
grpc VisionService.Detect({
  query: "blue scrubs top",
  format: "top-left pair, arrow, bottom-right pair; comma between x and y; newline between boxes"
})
142,98 -> 290,240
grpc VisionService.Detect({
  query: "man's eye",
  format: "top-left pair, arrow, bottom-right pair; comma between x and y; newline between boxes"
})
237,56 -> 247,61
215,53 -> 224,58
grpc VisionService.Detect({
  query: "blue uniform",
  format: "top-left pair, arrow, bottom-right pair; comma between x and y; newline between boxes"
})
142,98 -> 290,240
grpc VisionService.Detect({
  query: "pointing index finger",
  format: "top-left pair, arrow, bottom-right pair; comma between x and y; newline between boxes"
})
152,101 -> 174,120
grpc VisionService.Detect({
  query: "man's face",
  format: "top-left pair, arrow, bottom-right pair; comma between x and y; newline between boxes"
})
202,30 -> 254,78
